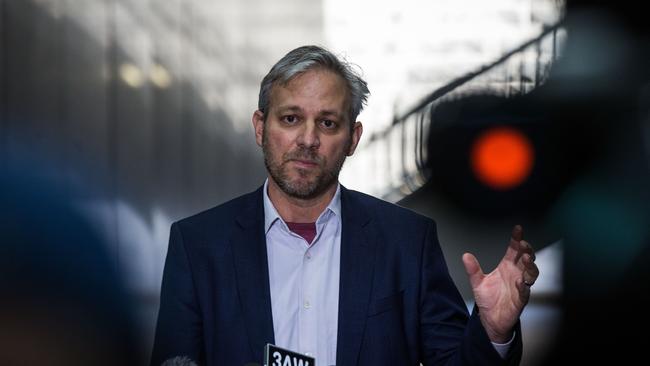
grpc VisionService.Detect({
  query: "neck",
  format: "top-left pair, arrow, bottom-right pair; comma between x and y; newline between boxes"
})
267,178 -> 337,223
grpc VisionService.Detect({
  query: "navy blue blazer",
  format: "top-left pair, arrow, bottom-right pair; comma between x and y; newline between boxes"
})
151,186 -> 522,366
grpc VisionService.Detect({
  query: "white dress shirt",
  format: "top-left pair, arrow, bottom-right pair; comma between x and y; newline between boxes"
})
264,180 -> 341,366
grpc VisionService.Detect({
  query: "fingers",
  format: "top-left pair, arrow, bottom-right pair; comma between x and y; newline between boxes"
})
515,239 -> 535,264
515,277 -> 529,292
504,225 -> 524,262
522,253 -> 539,287
510,225 -> 539,289
511,224 -> 523,242
515,277 -> 532,303
462,252 -> 484,289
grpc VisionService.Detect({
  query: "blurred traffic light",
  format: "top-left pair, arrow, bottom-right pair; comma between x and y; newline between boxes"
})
470,126 -> 535,191
424,92 -> 594,222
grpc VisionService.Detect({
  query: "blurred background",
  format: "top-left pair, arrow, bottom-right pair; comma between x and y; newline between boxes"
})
2,0 -> 648,365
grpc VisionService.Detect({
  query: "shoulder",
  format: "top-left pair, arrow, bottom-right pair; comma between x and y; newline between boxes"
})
174,187 -> 262,234
342,188 -> 440,261
342,187 -> 435,230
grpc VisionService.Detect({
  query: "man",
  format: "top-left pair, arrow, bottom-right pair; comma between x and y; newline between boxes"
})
151,45 -> 539,366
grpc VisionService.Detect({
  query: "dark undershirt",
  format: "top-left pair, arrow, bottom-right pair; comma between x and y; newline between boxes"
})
286,222 -> 317,244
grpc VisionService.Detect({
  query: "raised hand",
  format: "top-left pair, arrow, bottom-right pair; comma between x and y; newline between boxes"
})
462,225 -> 539,343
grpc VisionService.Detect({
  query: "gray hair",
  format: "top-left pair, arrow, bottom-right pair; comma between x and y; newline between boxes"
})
258,45 -> 370,125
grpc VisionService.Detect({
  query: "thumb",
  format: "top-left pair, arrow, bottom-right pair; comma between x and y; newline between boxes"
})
462,252 -> 484,289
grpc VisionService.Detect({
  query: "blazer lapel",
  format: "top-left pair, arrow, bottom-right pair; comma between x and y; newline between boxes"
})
336,187 -> 377,366
230,187 -> 275,363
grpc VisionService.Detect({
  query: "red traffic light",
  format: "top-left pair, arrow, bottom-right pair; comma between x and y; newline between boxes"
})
470,126 -> 535,191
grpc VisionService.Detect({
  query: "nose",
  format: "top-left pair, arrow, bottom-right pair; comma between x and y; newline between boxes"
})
296,121 -> 320,149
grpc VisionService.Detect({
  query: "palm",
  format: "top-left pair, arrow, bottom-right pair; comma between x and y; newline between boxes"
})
462,225 -> 538,343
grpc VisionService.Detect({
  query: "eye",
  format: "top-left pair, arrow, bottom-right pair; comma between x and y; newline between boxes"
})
321,119 -> 337,129
282,115 -> 299,124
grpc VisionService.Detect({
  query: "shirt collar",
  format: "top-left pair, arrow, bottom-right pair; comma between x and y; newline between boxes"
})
263,178 -> 341,233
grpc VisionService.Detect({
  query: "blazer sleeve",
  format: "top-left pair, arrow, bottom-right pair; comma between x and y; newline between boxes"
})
150,222 -> 205,366
419,221 -> 523,366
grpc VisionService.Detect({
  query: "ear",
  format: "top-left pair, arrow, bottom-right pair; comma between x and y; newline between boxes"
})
347,121 -> 363,156
252,110 -> 265,147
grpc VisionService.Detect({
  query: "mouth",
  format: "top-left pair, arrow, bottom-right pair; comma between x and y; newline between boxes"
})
289,159 -> 319,169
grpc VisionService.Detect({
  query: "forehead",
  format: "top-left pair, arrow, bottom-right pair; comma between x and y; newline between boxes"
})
269,69 -> 350,117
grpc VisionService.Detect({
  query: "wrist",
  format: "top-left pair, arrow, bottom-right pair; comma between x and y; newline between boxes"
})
488,332 -> 514,344
486,329 -> 513,344
478,313 -> 513,343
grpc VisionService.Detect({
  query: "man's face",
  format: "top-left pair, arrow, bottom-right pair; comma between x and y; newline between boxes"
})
253,68 -> 362,200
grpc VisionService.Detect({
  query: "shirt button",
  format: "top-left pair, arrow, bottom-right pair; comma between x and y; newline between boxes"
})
306,253 -> 312,259
304,301 -> 311,309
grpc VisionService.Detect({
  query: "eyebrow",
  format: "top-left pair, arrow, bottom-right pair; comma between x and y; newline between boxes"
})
275,105 -> 343,119
275,106 -> 302,114
319,110 -> 343,119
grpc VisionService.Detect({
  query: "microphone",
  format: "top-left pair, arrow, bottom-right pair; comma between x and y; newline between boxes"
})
264,344 -> 315,366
